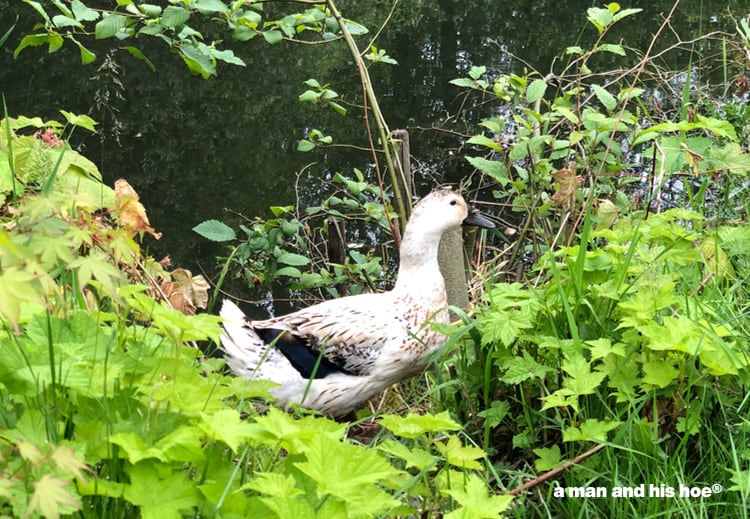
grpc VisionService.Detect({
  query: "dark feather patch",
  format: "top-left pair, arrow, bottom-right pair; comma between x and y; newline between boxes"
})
256,327 -> 354,379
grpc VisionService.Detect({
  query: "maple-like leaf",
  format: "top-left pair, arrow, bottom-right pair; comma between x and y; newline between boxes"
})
160,268 -> 211,315
551,162 -> 583,212
27,475 -> 82,519
113,178 -> 162,239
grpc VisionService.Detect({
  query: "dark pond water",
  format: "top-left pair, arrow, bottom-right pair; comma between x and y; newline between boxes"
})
0,0 -> 744,300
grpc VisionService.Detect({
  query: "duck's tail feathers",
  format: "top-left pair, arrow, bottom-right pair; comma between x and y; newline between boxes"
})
219,299 -> 298,383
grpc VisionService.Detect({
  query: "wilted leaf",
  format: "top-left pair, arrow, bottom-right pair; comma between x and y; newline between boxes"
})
551,163 -> 583,212
113,178 -> 161,239
160,268 -> 211,314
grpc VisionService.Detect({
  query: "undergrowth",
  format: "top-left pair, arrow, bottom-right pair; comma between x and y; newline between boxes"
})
4,2 -> 750,518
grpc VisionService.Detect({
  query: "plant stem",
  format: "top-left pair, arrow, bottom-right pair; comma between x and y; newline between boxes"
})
325,0 -> 410,242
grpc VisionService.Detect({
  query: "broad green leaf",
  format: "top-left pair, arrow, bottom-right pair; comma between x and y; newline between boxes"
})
612,7 -> 643,22
95,14 -> 127,39
276,252 -> 310,266
71,0 -> 99,21
378,440 -> 438,471
380,411 -> 462,438
587,7 -> 613,32
533,445 -> 562,471
295,435 -> 401,515
59,110 -> 98,132
592,84 -> 617,112
449,77 -> 479,89
179,43 -> 215,78
199,409 -> 256,452
526,79 -> 547,103
561,352 -> 607,395
70,36 -> 96,64
124,463 -> 201,519
477,400 -> 511,428
240,472 -> 303,497
642,359 -> 678,388
192,219 -> 236,242
263,30 -> 283,44
14,33 -> 64,58
192,0 -> 228,14
498,352 -> 552,384
53,15 -> 82,29
443,475 -> 514,518
597,43 -> 626,56
435,435 -> 485,470
162,5 -> 190,28
466,135 -> 502,152
562,418 -> 620,442
708,142 -> 750,174
466,156 -> 508,185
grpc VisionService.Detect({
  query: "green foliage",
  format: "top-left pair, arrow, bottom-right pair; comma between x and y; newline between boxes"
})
17,1 -> 368,78
199,169 -> 392,299
1,110 -> 507,517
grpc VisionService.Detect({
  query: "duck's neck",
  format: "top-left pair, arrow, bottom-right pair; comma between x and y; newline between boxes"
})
393,227 -> 445,293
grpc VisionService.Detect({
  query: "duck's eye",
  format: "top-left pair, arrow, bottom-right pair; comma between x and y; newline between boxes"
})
449,199 -> 458,206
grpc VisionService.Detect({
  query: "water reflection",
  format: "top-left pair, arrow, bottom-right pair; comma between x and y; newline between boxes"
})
0,0 -> 743,298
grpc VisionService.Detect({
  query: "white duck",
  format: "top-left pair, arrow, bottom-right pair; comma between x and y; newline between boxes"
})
220,189 -> 494,418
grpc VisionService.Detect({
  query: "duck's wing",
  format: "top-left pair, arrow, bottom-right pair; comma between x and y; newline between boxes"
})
253,294 -> 398,379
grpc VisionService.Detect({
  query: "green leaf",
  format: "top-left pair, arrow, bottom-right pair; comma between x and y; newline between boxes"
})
162,5 -> 190,28
587,7 -> 613,32
192,0 -> 228,14
498,352 -> 552,384
95,14 -> 127,39
435,435 -> 485,470
124,463 -> 201,519
294,435 -> 401,515
71,0 -> 99,21
466,156 -> 508,185
561,352 -> 607,396
377,440 -> 438,471
597,43 -> 626,56
533,445 -> 562,471
707,142 -> 750,174
199,409 -> 255,452
179,43 -> 215,77
122,46 -> 156,71
70,36 -> 96,64
59,110 -> 98,132
477,400 -> 511,428
642,359 -> 678,388
526,79 -> 547,103
297,139 -> 315,152
193,219 -> 236,242
449,77 -> 479,89
14,33 -> 64,58
592,84 -> 617,112
466,135 -> 502,152
443,475 -> 514,518
562,418 -> 620,442
276,252 -> 310,266
380,411 -> 462,438
240,472 -> 304,497
263,30 -> 283,45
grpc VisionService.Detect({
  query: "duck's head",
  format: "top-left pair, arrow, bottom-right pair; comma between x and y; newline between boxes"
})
408,189 -> 495,235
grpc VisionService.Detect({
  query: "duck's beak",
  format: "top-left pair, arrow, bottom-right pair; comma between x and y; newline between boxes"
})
463,206 -> 495,229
